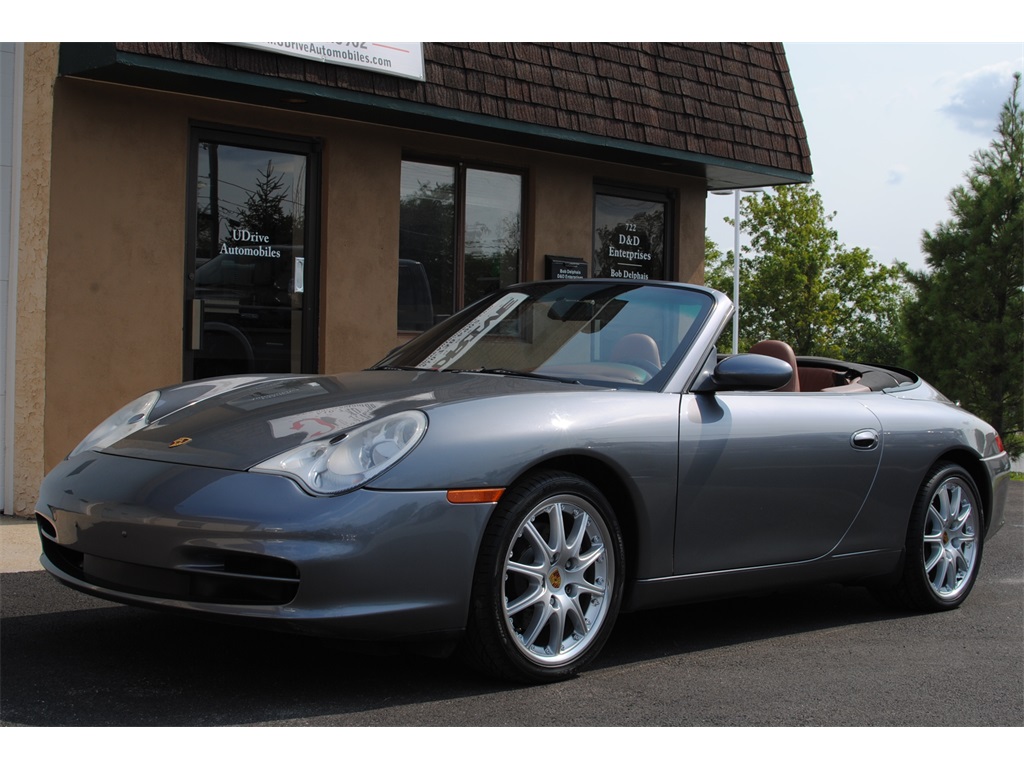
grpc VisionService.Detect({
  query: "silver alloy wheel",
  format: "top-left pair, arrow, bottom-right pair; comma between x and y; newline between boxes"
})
502,493 -> 615,667
922,477 -> 979,600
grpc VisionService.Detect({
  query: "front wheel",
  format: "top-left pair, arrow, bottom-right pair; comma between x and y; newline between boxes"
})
461,471 -> 625,683
881,462 -> 984,612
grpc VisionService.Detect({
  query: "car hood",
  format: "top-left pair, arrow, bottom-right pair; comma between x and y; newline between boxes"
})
100,370 -> 583,470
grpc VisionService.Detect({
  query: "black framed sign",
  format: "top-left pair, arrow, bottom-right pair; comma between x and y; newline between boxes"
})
592,189 -> 669,280
545,255 -> 588,280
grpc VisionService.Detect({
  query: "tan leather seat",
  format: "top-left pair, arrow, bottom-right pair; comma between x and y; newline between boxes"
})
799,366 -> 839,392
748,339 -> 799,391
610,333 -> 661,374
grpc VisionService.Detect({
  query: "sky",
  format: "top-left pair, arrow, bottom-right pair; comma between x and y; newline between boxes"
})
706,42 -> 1024,273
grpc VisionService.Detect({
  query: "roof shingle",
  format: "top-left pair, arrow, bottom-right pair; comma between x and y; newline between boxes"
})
111,42 -> 811,179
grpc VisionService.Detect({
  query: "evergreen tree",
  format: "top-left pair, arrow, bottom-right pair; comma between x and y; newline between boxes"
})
905,74 -> 1023,456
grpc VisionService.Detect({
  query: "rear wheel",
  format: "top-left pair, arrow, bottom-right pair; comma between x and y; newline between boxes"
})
462,471 -> 624,683
882,462 -> 983,611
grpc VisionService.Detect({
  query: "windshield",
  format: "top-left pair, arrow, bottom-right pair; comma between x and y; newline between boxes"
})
376,281 -> 715,389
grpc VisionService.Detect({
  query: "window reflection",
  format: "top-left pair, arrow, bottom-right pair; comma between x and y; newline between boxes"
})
464,169 -> 522,306
398,160 -> 522,332
398,162 -> 455,330
192,141 -> 309,377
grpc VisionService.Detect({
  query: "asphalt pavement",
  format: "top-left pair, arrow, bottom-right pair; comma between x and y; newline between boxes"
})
2,483 -> 1021,728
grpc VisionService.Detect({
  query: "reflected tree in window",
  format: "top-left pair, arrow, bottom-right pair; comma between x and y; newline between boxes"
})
398,161 -> 522,331
465,212 -> 521,305
237,161 -> 296,245
399,177 -> 456,326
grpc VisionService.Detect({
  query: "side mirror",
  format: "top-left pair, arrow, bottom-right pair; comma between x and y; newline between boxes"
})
691,353 -> 794,393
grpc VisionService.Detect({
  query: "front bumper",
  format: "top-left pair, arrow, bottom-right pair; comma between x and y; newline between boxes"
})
35,452 -> 494,641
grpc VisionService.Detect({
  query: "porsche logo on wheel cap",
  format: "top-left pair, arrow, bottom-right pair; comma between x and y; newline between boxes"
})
549,568 -> 562,589
168,437 -> 192,448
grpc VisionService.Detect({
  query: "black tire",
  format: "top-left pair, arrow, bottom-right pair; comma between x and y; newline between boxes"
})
881,462 -> 984,612
461,471 -> 625,683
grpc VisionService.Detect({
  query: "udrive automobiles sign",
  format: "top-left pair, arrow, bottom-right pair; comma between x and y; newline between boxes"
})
235,42 -> 425,81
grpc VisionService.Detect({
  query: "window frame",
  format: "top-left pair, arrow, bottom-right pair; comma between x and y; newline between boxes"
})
399,155 -> 526,331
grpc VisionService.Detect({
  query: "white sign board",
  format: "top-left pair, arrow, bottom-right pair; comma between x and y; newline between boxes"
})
236,43 -> 425,81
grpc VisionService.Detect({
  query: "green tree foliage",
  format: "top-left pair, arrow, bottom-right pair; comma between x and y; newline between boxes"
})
703,235 -> 735,349
905,74 -> 1023,456
705,186 -> 909,360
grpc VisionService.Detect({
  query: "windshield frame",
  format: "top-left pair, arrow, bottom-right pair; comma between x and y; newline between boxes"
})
374,280 -> 719,391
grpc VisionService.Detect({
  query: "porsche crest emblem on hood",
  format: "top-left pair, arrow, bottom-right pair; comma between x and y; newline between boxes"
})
168,437 -> 192,448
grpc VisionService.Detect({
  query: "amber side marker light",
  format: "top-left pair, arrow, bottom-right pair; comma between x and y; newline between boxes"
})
447,488 -> 505,504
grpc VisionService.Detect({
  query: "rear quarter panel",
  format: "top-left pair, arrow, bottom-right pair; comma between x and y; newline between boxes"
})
836,388 -> 1000,553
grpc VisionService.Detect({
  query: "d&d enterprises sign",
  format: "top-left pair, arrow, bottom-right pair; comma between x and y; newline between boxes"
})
592,192 -> 666,281
236,43 -> 425,81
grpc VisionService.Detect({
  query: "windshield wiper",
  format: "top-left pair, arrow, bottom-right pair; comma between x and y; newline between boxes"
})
462,368 -> 581,385
372,365 -> 580,385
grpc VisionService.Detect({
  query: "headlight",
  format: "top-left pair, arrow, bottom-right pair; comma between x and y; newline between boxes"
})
251,410 -> 428,495
69,391 -> 161,458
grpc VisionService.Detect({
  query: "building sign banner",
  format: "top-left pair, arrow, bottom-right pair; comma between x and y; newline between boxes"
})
237,43 -> 425,81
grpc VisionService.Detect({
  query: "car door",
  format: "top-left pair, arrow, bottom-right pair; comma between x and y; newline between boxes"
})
674,392 -> 882,574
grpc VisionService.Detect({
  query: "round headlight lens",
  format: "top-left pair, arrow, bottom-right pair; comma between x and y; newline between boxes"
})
252,410 -> 428,495
69,391 -> 161,458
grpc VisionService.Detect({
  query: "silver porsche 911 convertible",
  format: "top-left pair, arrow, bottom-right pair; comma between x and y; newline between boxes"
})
35,279 -> 1011,682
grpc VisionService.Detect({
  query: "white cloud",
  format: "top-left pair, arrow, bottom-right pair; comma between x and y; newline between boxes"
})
886,165 -> 908,185
939,63 -> 1020,136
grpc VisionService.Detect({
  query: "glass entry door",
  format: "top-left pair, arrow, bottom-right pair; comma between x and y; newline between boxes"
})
185,129 -> 320,380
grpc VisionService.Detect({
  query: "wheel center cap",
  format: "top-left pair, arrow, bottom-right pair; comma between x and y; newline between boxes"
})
942,531 -> 949,545
549,568 -> 562,589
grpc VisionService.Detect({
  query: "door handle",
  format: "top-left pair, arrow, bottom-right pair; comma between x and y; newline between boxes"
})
851,429 -> 879,450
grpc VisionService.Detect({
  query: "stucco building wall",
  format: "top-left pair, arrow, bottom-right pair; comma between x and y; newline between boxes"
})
10,44 -> 57,514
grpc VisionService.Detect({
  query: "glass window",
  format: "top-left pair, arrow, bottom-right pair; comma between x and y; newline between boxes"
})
464,168 -> 522,305
593,190 -> 669,281
187,132 -> 320,380
399,160 -> 522,331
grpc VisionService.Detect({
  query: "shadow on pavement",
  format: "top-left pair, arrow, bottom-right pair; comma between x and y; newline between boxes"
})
1,571 -> 897,727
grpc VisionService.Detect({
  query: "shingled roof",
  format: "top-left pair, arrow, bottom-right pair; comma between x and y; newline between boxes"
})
61,42 -> 812,189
